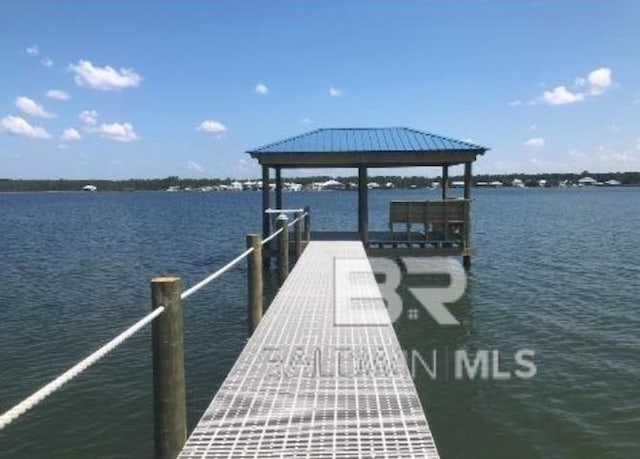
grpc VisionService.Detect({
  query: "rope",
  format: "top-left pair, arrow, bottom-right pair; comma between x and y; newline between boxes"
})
261,227 -> 283,245
0,306 -> 165,432
0,212 -> 309,431
181,247 -> 254,300
287,211 -> 307,228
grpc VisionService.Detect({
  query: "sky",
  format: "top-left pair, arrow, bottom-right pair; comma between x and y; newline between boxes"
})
1,1 -> 639,179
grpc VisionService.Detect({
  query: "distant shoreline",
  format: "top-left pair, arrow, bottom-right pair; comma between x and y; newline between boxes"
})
1,172 -> 639,192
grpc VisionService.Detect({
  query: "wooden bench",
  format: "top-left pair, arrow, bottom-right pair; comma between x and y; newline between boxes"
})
389,199 -> 469,243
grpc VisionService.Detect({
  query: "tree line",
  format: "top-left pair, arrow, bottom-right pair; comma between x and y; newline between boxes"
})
1,171 -> 639,192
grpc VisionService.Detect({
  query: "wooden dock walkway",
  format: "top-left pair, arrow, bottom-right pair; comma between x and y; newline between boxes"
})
179,241 -> 440,458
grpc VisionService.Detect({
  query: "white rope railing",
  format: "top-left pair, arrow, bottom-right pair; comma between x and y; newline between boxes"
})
0,218 -> 304,432
261,227 -> 283,245
287,211 -> 308,228
0,306 -> 165,431
181,246 -> 254,300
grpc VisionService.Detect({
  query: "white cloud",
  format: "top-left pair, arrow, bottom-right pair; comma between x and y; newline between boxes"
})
93,122 -> 139,142
329,86 -> 343,97
79,110 -> 99,125
523,137 -> 544,148
587,67 -> 612,95
15,96 -> 55,118
197,120 -> 227,135
58,143 -> 68,150
254,83 -> 268,95
61,128 -> 82,141
186,160 -> 205,174
541,86 -> 584,105
299,117 -> 313,125
529,124 -> 538,130
69,60 -> 142,91
46,89 -> 70,101
508,100 -> 522,107
26,45 -> 39,56
41,57 -> 53,68
636,138 -> 640,151
1,115 -> 51,139
537,67 -> 613,106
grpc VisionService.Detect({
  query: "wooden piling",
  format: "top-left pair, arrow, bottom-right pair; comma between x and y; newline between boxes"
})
262,165 -> 271,269
246,234 -> 263,333
277,214 -> 289,286
463,161 -> 472,270
303,206 -> 311,244
151,277 -> 187,459
294,211 -> 302,259
358,166 -> 368,244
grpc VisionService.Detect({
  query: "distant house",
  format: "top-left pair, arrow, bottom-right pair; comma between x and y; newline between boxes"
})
367,182 -> 380,189
285,182 -> 303,192
604,179 -> 621,186
512,178 -> 525,188
537,179 -> 547,188
82,184 -> 97,192
489,180 -> 504,187
578,177 -> 598,186
230,181 -> 243,191
451,181 -> 465,188
312,179 -> 345,191
385,181 -> 395,189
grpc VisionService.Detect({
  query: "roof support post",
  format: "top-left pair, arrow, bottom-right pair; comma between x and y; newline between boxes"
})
262,165 -> 270,240
463,162 -> 472,200
441,165 -> 449,200
463,161 -> 472,269
275,166 -> 282,210
358,166 -> 368,245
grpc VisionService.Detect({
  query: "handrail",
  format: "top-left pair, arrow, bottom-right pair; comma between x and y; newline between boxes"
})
287,211 -> 307,228
261,227 -> 283,245
181,246 -> 254,300
0,306 -> 165,431
264,208 -> 303,214
0,220 -> 293,432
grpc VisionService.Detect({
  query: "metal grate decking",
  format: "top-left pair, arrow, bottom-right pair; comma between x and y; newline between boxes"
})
179,241 -> 440,458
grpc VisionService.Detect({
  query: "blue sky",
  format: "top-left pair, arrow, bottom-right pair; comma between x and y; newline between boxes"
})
1,1 -> 639,179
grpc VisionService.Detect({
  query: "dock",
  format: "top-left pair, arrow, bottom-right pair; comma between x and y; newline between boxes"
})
179,241 -> 440,458
0,126 -> 486,457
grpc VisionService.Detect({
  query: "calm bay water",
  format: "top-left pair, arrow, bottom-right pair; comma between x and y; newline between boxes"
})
0,188 -> 638,458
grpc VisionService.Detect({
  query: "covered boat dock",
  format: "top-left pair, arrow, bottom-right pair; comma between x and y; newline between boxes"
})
247,127 -> 487,266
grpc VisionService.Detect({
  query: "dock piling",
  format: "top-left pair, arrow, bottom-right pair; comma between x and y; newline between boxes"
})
277,214 -> 289,285
303,206 -> 311,244
246,234 -> 263,333
294,211 -> 302,259
150,277 -> 187,459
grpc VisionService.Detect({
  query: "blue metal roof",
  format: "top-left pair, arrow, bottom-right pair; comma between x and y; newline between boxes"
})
247,127 -> 487,155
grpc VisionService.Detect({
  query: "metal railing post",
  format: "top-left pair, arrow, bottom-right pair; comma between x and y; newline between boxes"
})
277,214 -> 289,286
151,277 -> 187,459
294,211 -> 302,259
246,234 -> 263,333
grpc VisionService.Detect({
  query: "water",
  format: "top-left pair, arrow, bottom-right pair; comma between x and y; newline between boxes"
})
0,189 -> 638,458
